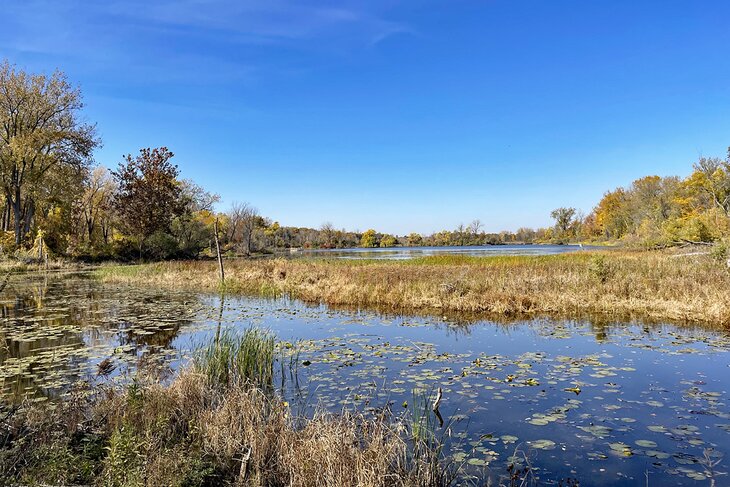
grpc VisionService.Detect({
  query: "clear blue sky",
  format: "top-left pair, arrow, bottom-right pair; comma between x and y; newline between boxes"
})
3,1 -> 730,234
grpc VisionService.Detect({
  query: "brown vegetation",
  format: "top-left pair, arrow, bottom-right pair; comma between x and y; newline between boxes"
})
1,331 -> 447,486
1,373 -> 441,486
95,250 -> 730,327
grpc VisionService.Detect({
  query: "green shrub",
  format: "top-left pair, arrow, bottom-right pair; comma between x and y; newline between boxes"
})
102,425 -> 144,487
146,230 -> 180,261
711,240 -> 730,264
588,255 -> 612,283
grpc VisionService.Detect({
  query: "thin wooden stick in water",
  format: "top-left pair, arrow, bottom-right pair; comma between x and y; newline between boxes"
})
432,387 -> 442,411
214,218 -> 225,283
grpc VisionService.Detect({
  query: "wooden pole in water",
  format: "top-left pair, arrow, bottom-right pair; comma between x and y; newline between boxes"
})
214,218 -> 225,283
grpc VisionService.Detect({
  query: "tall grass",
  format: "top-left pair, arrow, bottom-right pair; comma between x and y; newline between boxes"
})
1,332 -> 450,486
194,327 -> 275,389
95,249 -> 730,326
406,389 -> 454,486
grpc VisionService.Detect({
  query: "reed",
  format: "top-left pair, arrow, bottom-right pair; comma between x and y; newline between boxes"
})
194,327 -> 275,389
0,334 -> 449,486
95,249 -> 730,326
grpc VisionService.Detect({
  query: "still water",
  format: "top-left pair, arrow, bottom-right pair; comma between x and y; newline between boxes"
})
293,244 -> 591,260
1,272 -> 729,485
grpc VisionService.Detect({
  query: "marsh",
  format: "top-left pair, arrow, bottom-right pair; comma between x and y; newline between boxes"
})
2,270 -> 729,485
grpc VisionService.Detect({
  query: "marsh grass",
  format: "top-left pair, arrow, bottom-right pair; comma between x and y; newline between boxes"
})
406,389 -> 455,486
0,256 -> 83,273
0,332 -> 451,486
96,249 -> 730,326
195,327 -> 275,389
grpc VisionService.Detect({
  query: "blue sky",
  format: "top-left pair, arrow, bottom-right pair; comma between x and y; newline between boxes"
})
2,0 -> 730,234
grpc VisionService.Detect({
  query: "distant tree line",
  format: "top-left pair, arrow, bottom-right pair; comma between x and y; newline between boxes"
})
1,60 -> 728,262
542,157 -> 730,247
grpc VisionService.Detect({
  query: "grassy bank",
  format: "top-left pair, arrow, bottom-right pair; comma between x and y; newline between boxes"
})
94,250 -> 730,326
1,330 -> 448,486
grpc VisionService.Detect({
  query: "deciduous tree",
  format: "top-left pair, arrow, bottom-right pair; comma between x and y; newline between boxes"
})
360,229 -> 377,248
113,147 -> 182,259
0,61 -> 98,244
550,207 -> 576,236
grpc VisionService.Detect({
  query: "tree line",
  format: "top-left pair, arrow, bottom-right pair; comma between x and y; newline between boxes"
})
1,60 -> 728,261
543,156 -> 730,247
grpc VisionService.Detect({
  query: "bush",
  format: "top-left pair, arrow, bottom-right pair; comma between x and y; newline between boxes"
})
711,240 -> 730,264
588,255 -> 612,283
145,231 -> 179,261
111,236 -> 141,261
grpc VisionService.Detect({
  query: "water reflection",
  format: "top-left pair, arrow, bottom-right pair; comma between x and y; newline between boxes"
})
0,272 -> 198,399
1,272 -> 729,485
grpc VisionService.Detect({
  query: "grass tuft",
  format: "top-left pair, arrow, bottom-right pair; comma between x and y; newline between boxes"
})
194,327 -> 275,389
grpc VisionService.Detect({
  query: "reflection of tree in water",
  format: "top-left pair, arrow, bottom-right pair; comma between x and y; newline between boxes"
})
113,289 -> 197,381
0,273 -> 199,400
326,296 -> 730,346
0,276 -> 87,399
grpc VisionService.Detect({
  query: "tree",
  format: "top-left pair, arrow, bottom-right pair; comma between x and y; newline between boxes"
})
171,179 -> 220,257
380,234 -> 397,247
113,147 -> 182,259
550,207 -> 577,236
360,229 -> 377,248
79,166 -> 116,244
455,223 -> 467,246
594,189 -> 629,239
0,61 -> 98,245
687,156 -> 730,216
178,179 -> 219,213
468,219 -> 483,245
320,222 -> 335,248
226,201 -> 259,256
35,162 -> 86,254
407,232 -> 423,246
264,221 -> 282,249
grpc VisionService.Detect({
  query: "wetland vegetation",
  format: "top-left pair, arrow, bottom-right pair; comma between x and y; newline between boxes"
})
1,270 -> 730,485
2,326 -> 447,486
96,249 -> 730,327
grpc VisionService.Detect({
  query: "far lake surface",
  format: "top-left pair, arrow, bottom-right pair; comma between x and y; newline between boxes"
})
293,244 -> 592,259
1,272 -> 729,485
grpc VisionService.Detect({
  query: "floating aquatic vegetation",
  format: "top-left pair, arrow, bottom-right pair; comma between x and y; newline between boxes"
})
529,439 -> 556,450
1,272 -> 730,485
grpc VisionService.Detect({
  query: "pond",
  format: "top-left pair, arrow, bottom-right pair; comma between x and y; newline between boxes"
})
1,272 -> 729,485
291,244 -> 592,260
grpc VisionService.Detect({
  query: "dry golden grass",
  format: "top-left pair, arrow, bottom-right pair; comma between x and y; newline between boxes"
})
96,250 -> 730,327
2,369 -> 444,486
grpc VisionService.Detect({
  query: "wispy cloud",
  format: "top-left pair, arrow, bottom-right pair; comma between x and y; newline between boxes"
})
2,0 -> 410,54
104,0 -> 409,44
0,0 -> 411,110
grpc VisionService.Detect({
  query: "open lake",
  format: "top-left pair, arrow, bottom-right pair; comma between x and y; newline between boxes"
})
2,272 -> 729,485
293,244 -> 591,260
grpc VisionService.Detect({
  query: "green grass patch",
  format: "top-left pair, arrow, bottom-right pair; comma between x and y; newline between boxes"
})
194,327 -> 276,389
